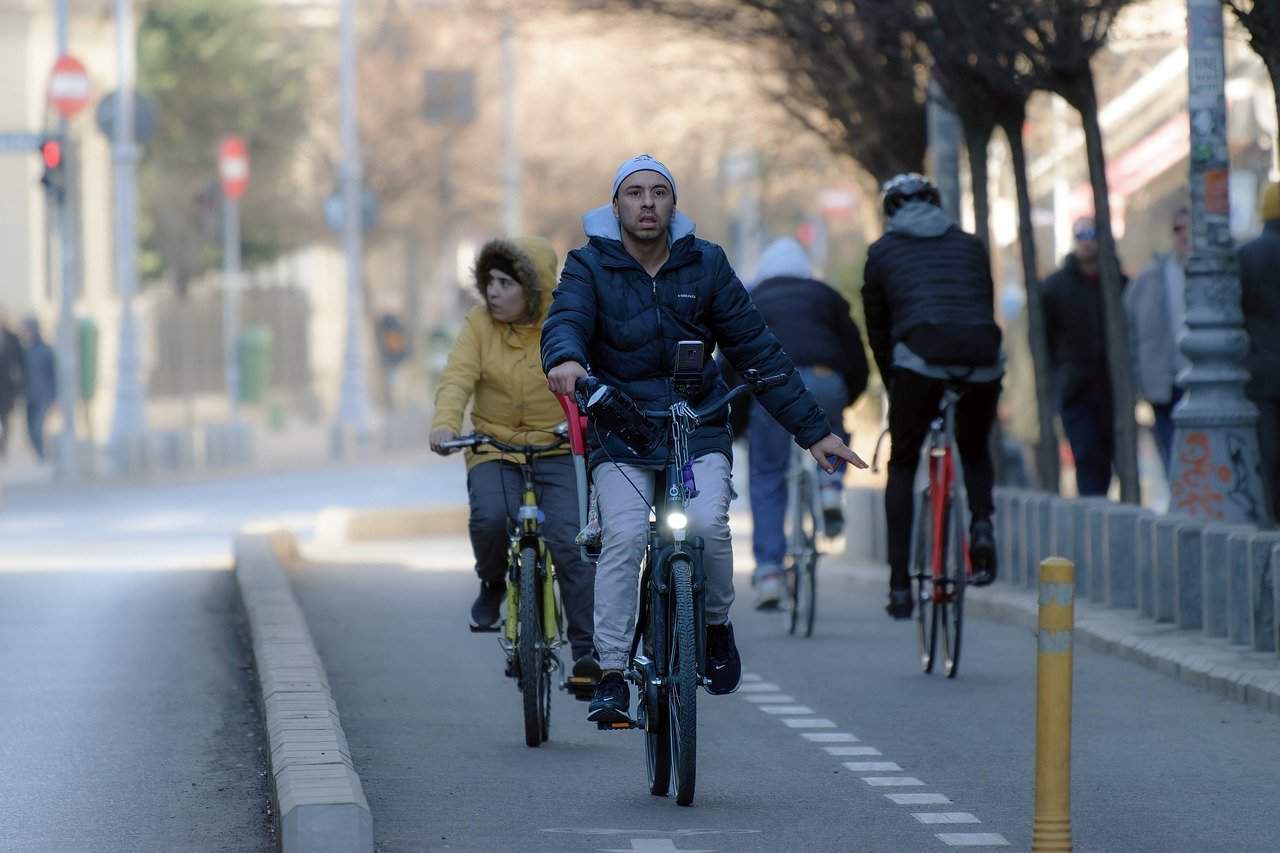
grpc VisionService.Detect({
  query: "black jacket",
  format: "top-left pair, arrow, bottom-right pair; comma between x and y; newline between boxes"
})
748,276 -> 870,402
541,226 -> 829,470
1042,253 -> 1120,407
862,206 -> 1001,380
1238,220 -> 1280,400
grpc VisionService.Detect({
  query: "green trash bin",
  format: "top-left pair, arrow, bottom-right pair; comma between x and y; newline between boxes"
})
237,326 -> 272,405
77,317 -> 98,404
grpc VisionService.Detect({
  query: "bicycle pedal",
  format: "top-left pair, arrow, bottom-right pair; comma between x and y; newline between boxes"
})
469,623 -> 501,633
596,720 -> 637,731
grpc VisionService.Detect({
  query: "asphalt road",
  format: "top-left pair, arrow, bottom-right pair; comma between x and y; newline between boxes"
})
290,534 -> 1280,853
0,455 -> 450,853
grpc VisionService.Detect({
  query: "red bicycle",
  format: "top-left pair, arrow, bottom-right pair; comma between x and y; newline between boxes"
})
875,383 -> 971,677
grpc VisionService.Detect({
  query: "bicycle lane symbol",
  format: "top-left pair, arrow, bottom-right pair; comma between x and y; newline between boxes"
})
538,828 -> 762,852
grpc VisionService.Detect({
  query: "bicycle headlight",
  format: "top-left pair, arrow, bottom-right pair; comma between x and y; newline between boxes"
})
667,511 -> 688,531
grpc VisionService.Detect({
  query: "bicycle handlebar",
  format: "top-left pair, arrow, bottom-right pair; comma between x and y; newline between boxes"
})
437,433 -> 567,456
637,370 -> 788,421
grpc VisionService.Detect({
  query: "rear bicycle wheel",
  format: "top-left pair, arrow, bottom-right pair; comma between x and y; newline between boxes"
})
941,497 -> 966,678
518,546 -> 548,747
911,489 -> 939,674
788,479 -> 818,636
668,556 -> 698,806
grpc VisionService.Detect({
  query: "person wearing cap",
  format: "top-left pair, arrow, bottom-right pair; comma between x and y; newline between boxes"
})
430,236 -> 600,693
542,154 -> 865,725
1238,183 -> 1280,520
1043,216 -> 1125,496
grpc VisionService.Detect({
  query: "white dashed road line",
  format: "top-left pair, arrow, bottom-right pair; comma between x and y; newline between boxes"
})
740,671 -> 1011,849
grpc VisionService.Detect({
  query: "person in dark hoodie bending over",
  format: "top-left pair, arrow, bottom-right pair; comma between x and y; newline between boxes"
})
862,173 -> 1004,620
543,155 -> 866,725
740,237 -> 869,610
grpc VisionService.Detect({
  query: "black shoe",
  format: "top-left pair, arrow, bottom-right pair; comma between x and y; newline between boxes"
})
886,587 -> 913,620
568,653 -> 602,700
470,580 -> 505,628
587,671 -> 631,724
705,622 -> 742,695
820,488 -> 845,538
969,518 -> 997,587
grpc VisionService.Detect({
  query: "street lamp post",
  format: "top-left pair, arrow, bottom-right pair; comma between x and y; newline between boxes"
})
107,0 -> 147,467
1169,0 -> 1272,525
53,0 -> 81,481
332,0 -> 372,456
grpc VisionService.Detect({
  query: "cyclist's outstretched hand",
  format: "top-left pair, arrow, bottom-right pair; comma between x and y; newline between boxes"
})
547,360 -> 587,395
429,427 -> 457,455
809,433 -> 869,473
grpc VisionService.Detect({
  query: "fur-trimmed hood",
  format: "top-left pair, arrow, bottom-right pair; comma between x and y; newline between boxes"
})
473,236 -> 558,323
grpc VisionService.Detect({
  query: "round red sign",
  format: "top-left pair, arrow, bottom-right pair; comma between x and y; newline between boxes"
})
219,136 -> 250,200
49,55 -> 91,119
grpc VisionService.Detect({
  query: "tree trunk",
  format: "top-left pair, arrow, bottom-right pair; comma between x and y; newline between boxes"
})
963,115 -> 993,248
1004,118 -> 1061,494
1071,76 -> 1141,504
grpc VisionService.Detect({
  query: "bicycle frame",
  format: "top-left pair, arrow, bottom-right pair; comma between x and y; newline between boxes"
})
924,389 -> 971,601
501,458 -> 562,648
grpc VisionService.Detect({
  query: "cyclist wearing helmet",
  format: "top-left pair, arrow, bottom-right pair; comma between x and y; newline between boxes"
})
862,173 -> 1004,619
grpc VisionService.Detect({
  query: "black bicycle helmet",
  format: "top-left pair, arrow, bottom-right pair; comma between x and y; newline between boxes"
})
881,172 -> 942,217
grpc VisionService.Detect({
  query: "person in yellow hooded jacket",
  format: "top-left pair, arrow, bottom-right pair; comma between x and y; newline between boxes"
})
429,236 -> 599,688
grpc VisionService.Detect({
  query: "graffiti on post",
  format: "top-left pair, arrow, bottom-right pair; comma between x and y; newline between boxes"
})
1225,432 -> 1261,523
1172,431 -> 1228,519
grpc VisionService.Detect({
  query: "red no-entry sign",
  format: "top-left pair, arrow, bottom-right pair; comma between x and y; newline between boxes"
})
219,135 -> 249,200
48,55 -> 91,119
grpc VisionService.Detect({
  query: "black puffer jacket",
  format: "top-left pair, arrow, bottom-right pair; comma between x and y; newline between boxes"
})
1238,220 -> 1280,400
749,276 -> 870,401
862,202 -> 1001,380
541,211 -> 829,470
1042,253 -> 1119,407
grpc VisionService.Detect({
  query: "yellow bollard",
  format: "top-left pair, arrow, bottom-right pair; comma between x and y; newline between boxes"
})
1033,557 -> 1075,853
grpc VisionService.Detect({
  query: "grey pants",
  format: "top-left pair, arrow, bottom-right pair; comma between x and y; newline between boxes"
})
466,456 -> 595,658
592,453 -> 735,671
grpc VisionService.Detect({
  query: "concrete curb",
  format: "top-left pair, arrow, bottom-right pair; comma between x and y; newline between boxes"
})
313,505 -> 469,545
234,531 -> 373,853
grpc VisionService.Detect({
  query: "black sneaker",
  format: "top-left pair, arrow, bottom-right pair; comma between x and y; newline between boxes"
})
820,488 -> 845,538
587,671 -> 631,724
969,518 -> 997,587
705,622 -> 742,695
470,579 -> 505,628
886,587 -> 913,620
568,653 -> 602,701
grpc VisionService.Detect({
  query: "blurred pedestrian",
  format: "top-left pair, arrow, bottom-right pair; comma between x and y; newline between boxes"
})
1126,207 -> 1190,475
735,236 -> 869,609
428,236 -> 599,691
20,317 -> 56,461
1238,183 -> 1280,520
1043,217 -> 1123,496
0,309 -> 24,456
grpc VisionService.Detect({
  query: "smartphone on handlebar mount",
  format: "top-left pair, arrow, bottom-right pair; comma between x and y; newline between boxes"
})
673,340 -> 705,397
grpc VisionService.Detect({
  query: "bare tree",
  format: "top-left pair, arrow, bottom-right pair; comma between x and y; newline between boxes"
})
912,0 -> 1062,493
990,0 -> 1141,503
1226,1 -> 1280,140
567,0 -> 928,186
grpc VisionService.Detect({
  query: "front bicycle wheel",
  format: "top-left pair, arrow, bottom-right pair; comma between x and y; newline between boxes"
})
644,607 -> 672,796
911,489 -> 939,674
941,497 -> 966,678
668,556 -> 698,806
518,546 -> 548,747
788,481 -> 818,637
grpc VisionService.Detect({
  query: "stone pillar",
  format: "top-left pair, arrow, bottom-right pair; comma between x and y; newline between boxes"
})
1169,0 -> 1272,526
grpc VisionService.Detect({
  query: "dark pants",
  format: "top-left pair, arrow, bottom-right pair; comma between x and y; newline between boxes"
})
1151,386 -> 1185,476
885,370 -> 1001,590
26,400 -> 49,460
1060,391 -> 1114,496
1253,397 -> 1280,523
749,366 -> 849,576
466,455 -> 595,659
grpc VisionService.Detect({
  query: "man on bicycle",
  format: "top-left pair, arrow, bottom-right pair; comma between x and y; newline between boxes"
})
735,236 -> 870,610
862,173 -> 1003,620
543,154 -> 865,723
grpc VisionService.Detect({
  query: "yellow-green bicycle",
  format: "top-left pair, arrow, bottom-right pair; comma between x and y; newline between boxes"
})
440,429 -> 588,746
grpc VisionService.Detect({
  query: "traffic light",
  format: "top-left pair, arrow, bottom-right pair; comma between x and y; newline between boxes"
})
39,136 -> 65,202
